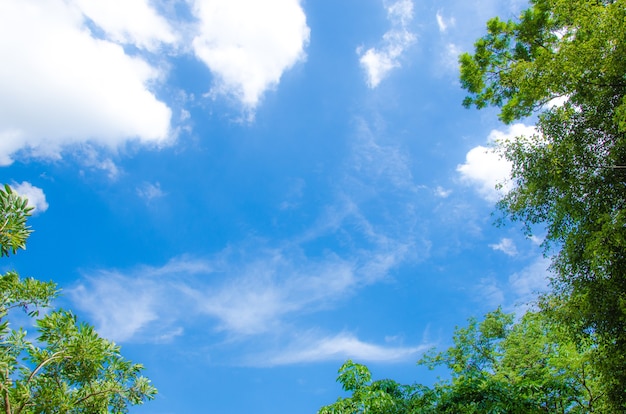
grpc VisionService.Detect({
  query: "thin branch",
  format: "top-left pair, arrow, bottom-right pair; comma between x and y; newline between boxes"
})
73,387 -> 121,406
14,353 -> 71,414
26,352 -> 67,385
1,368 -> 11,414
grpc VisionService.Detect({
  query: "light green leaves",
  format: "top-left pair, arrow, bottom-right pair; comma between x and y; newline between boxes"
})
0,184 -> 156,413
0,185 -> 33,258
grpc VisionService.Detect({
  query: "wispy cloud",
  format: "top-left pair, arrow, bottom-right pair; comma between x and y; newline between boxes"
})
357,0 -> 416,88
191,0 -> 310,109
436,11 -> 455,32
74,0 -> 178,51
475,277 -> 505,308
68,115 -> 428,363
137,182 -> 166,201
260,332 -> 430,366
69,237 -> 408,344
473,255 -> 551,313
10,182 -> 48,215
508,256 -> 551,308
68,257 -> 212,343
434,186 -> 452,198
489,238 -> 518,256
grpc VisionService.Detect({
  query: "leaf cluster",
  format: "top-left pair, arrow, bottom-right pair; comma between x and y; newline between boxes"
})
319,308 -> 604,413
461,0 -> 626,409
460,0 -> 626,125
0,186 -> 156,413
0,185 -> 33,258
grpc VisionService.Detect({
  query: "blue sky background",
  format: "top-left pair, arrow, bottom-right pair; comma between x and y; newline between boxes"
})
0,0 -> 551,412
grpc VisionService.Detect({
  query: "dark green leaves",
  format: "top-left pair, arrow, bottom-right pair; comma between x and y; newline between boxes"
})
460,0 -> 626,124
462,0 -> 626,409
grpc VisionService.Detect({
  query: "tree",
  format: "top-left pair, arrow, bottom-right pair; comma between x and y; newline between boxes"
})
0,185 -> 156,413
318,308 -> 603,413
317,360 -> 436,414
420,307 -> 603,413
460,0 -> 626,408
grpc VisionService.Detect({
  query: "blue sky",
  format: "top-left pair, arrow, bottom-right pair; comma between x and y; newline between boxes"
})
0,0 -> 551,412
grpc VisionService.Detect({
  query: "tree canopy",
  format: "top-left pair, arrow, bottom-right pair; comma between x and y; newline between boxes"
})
318,308 -> 603,413
321,0 -> 626,411
460,0 -> 626,409
0,185 -> 156,413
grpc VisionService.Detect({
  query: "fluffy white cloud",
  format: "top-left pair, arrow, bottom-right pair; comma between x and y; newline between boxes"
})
191,0 -> 310,108
0,0 -> 172,166
10,182 -> 49,214
358,0 -> 416,88
457,145 -> 511,202
457,123 -> 536,202
74,0 -> 177,51
489,237 -> 518,256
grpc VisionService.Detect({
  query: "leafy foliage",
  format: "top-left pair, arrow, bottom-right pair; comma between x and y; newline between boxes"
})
460,0 -> 626,125
319,308 -> 604,413
0,185 -> 33,258
460,0 -> 626,409
318,360 -> 436,414
0,186 -> 156,413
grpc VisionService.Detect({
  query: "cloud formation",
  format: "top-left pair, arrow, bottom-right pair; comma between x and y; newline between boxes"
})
0,0 -> 311,166
74,0 -> 178,51
68,116 -> 427,364
191,0 -> 310,108
457,123 -> 536,202
11,182 -> 49,214
358,0 -> 416,88
489,238 -> 518,256
436,11 -> 456,32
136,182 -> 166,201
509,256 -> 551,306
263,332 -> 429,365
0,0 -> 172,166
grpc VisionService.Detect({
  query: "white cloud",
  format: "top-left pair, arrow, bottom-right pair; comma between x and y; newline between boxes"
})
0,0 -> 172,166
74,146 -> 120,179
10,182 -> 49,214
68,257 -> 212,343
442,43 -> 462,71
457,123 -> 536,202
263,332 -> 429,365
476,277 -> 505,307
69,238 -> 408,342
69,273 -> 162,342
434,186 -> 452,198
457,145 -> 511,202
436,11 -> 455,32
358,0 -> 416,88
74,0 -> 178,51
509,256 -> 551,305
489,238 -> 518,256
137,182 -> 166,201
191,0 -> 310,108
